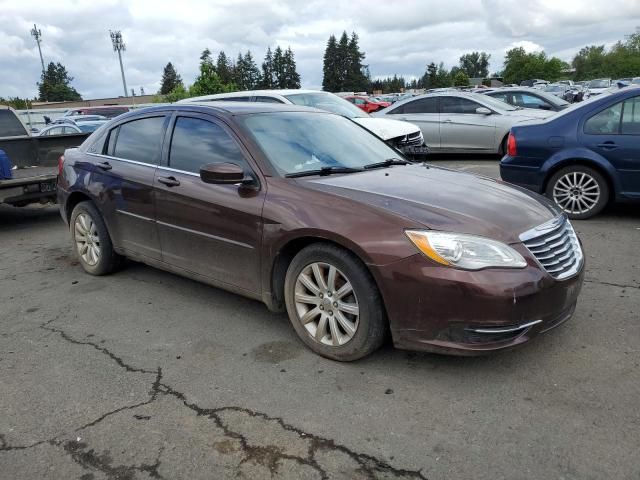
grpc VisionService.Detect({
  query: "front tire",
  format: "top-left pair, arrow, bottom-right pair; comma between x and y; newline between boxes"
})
70,201 -> 123,275
545,165 -> 609,220
284,243 -> 386,361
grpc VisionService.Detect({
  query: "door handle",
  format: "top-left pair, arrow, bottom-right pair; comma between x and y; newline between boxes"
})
597,142 -> 618,150
97,161 -> 112,171
157,176 -> 180,187
443,119 -> 452,123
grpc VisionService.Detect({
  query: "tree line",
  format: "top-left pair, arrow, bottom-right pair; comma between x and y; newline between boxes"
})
158,45 -> 301,102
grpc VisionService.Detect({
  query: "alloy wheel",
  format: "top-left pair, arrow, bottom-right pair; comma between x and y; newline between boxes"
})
552,171 -> 601,215
293,262 -> 359,346
74,213 -> 101,266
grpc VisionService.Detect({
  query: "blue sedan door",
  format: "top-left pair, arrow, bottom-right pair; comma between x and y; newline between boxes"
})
581,95 -> 640,197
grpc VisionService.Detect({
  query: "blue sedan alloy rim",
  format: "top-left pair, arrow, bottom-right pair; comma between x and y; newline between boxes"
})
552,172 -> 601,215
294,262 -> 360,346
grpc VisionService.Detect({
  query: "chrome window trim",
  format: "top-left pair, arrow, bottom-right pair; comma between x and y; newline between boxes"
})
157,165 -> 199,177
86,152 -> 157,168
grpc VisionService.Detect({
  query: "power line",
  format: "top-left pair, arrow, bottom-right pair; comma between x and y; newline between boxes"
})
110,30 -> 128,97
30,24 -> 45,76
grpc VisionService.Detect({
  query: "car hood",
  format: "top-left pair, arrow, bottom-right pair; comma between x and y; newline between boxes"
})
307,164 -> 560,244
352,117 -> 420,140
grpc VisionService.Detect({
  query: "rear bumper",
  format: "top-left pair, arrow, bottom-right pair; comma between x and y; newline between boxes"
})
499,156 -> 545,193
0,174 -> 58,205
372,252 -> 584,356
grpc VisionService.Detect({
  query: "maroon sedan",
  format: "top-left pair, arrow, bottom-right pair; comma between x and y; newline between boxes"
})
57,103 -> 584,361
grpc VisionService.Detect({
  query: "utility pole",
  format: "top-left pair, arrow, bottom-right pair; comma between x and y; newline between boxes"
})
30,24 -> 45,76
110,30 -> 128,97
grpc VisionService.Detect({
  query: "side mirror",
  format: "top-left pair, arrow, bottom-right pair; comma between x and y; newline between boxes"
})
476,107 -> 492,115
200,162 -> 248,185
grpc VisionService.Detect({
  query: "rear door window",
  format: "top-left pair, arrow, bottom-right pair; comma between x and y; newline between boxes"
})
255,96 -> 284,103
584,102 -> 623,135
112,116 -> 165,164
401,98 -> 438,114
0,109 -> 27,136
168,116 -> 250,174
621,96 -> 640,135
440,97 -> 481,114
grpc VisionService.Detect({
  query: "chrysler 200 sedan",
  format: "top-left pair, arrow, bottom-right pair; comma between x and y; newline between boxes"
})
58,103 -> 584,361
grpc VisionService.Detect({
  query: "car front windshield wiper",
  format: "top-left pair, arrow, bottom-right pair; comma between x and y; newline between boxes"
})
363,158 -> 410,170
284,166 -> 364,178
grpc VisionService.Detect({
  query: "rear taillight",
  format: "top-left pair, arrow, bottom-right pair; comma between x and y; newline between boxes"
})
58,155 -> 65,176
507,132 -> 517,156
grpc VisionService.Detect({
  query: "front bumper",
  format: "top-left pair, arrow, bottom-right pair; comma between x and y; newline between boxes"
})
372,251 -> 584,355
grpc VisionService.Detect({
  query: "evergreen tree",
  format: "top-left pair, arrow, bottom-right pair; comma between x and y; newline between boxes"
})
243,51 -> 262,89
38,62 -> 82,102
272,46 -> 285,88
281,47 -> 301,88
458,52 -> 491,78
159,62 -> 183,95
322,35 -> 338,91
260,47 -> 276,88
346,32 -> 368,92
336,31 -> 350,90
216,51 -> 235,85
190,48 -> 229,96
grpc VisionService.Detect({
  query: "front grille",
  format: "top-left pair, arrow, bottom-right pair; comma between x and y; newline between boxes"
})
520,216 -> 583,280
394,131 -> 424,147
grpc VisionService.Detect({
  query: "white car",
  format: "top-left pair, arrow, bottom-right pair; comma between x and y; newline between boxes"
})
373,91 -> 554,154
587,79 -> 612,97
179,90 -> 427,157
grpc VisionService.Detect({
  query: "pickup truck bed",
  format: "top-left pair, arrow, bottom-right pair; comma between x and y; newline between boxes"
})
9,166 -> 58,180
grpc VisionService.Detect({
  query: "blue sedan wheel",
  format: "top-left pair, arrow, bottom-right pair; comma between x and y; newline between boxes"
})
546,166 -> 609,220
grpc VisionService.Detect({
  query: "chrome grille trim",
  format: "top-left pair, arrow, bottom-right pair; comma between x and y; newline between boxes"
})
520,215 -> 583,280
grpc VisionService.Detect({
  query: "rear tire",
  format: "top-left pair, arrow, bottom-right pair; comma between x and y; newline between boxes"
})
545,165 -> 609,220
70,201 -> 123,275
284,243 -> 386,361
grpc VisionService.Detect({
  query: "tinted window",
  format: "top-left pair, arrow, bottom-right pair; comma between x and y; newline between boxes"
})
440,97 -> 482,114
106,128 -> 118,155
205,96 -> 250,102
584,102 -> 623,135
402,98 -> 438,114
255,96 -> 284,103
0,109 -> 27,136
621,97 -> 640,135
489,92 -> 510,103
113,116 -> 165,164
169,117 -> 248,174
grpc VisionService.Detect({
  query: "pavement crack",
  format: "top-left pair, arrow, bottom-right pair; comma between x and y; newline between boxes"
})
40,322 -> 156,375
584,278 -> 640,290
62,440 -> 166,480
158,382 -> 427,479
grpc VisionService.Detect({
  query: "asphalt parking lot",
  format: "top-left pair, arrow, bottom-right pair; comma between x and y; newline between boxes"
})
1,159 -> 639,480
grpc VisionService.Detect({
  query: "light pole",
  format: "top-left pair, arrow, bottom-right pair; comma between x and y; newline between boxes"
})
30,24 -> 45,76
110,30 -> 128,97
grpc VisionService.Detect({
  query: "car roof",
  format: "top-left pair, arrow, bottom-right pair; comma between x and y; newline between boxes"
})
118,102 -> 328,118
179,89 -> 329,103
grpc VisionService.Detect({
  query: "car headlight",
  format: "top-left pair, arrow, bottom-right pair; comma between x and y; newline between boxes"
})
405,230 -> 527,270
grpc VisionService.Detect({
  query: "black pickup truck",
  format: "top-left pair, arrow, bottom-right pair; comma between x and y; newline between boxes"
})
0,106 -> 89,207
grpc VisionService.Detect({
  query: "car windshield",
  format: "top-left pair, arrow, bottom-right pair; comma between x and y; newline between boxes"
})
240,112 -> 401,176
477,94 -> 518,111
284,93 -> 369,119
589,80 -> 610,88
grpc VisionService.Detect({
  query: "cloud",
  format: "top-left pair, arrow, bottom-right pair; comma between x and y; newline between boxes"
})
0,0 -> 639,99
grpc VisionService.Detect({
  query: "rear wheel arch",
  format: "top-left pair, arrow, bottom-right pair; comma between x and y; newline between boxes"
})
65,191 -> 93,224
543,159 -> 615,201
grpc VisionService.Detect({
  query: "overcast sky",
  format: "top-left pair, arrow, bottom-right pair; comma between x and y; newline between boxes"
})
1,0 -> 639,99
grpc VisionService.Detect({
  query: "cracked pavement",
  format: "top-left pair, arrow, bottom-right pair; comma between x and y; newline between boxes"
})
1,160 -> 639,479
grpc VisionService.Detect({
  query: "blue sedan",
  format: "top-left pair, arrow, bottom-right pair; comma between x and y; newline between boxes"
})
500,86 -> 640,219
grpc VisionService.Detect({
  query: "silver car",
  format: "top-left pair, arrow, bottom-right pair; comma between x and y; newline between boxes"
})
374,91 -> 553,154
